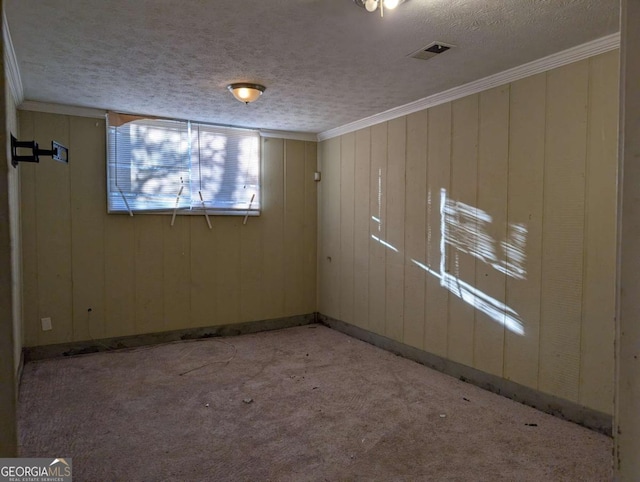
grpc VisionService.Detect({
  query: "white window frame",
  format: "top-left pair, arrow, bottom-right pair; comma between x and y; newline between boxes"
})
106,112 -> 261,217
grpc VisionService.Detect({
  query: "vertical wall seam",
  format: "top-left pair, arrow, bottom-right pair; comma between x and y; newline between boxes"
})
402,117 -> 407,341
365,128 -> 371,330
367,127 -> 373,329
401,116 -> 408,343
338,137 -> 342,318
351,134 -> 356,325
338,137 -> 343,320
67,115 -> 75,341
445,104 -> 452,352
473,94 -> 480,369
537,71 -> 549,391
31,113 -> 40,346
401,116 -> 408,344
384,122 -> 389,338
304,141 -> 312,313
578,59 -> 593,405
473,95 -> 480,369
350,136 -> 355,324
283,140 -> 288,316
132,216 -> 138,335
103,122 -> 110,336
423,110 -> 430,350
502,84 -> 512,378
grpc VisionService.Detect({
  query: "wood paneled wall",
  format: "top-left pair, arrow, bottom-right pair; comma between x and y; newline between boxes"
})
5,79 -> 20,374
19,111 -> 317,347
1,33 -> 20,456
318,51 -> 618,414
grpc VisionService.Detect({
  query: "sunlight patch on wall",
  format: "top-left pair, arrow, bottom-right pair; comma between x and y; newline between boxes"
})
365,181 -> 528,335
411,259 -> 524,336
371,234 -> 399,252
415,188 -> 528,336
443,192 -> 527,280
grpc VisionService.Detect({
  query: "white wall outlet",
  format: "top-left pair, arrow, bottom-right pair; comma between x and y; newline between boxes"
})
41,317 -> 52,331
314,171 -> 321,182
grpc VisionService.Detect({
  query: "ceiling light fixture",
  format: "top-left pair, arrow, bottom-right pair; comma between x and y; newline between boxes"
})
354,0 -> 403,17
227,83 -> 266,104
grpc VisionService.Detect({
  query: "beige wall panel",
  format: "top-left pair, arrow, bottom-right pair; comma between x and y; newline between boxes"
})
353,128 -> 371,329
33,113 -> 72,345
403,111 -> 427,349
318,137 -> 341,318
18,112 -> 39,346
162,220 -> 191,331
368,123 -> 387,335
104,215 -> 136,337
311,55 -> 616,416
339,133 -> 355,324
539,60 -> 589,402
189,216 -> 217,328
134,216 -> 164,334
473,86 -> 509,377
2,65 -> 19,454
284,140 -> 307,316
69,117 -> 106,341
424,103 -> 451,357
21,112 -> 317,346
262,138 -> 285,319
385,117 -> 406,342
302,142 -> 317,312
579,51 -> 618,414
215,217 -> 241,324
239,211 -> 263,322
504,73 -> 546,389
6,90 -> 21,374
447,96 -> 479,367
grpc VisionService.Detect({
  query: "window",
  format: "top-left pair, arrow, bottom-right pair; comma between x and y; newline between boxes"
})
106,112 -> 260,216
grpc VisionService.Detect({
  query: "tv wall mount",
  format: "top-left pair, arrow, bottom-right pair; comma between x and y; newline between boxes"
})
11,134 -> 68,167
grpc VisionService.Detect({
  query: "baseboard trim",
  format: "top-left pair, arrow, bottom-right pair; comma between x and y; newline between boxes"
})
318,314 -> 612,436
23,314 -> 317,362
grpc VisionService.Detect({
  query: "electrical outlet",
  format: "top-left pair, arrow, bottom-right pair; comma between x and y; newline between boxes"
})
41,317 -> 52,331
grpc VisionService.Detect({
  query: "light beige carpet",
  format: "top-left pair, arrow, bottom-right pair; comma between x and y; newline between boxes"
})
18,324 -> 611,481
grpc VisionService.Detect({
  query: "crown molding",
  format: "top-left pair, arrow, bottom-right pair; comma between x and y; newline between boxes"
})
317,32 -> 620,141
18,100 -> 106,118
260,129 -> 317,142
3,11 -> 24,104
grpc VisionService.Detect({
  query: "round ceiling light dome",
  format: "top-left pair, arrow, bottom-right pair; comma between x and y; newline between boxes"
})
227,83 -> 266,104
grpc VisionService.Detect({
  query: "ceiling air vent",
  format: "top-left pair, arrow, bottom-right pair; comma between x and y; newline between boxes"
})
409,42 -> 455,60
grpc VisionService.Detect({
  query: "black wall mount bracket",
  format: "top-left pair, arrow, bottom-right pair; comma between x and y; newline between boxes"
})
11,134 -> 69,168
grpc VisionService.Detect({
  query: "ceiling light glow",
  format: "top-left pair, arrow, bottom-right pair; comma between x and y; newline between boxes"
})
365,0 -> 378,12
354,0 -> 404,17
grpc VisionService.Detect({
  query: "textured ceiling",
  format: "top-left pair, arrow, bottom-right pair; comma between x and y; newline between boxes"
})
5,0 -> 619,134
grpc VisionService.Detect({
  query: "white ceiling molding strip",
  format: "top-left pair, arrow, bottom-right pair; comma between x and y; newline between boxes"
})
3,11 -> 24,105
317,32 -> 620,141
19,100 -> 106,119
260,129 -> 317,142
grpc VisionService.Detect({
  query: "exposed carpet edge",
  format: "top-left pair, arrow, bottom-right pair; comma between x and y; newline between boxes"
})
22,311 -> 612,435
318,314 -> 612,436
23,313 -> 317,362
